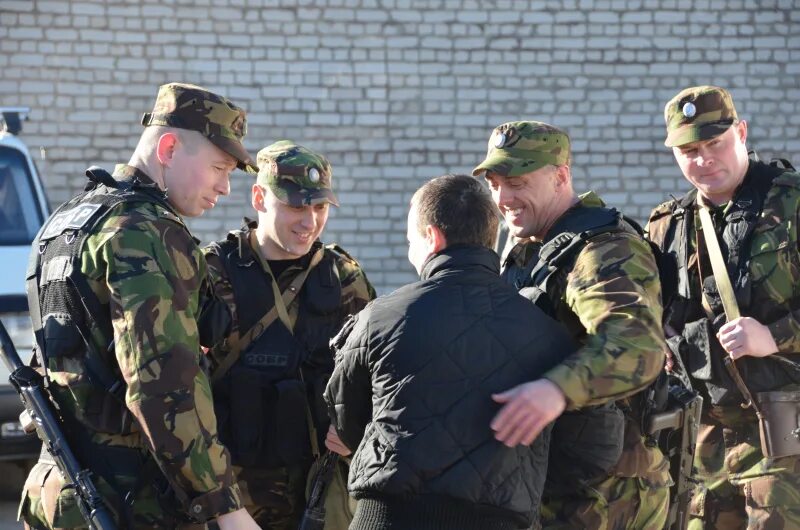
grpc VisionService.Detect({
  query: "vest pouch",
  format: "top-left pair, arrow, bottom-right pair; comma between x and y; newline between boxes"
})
225,366 -> 272,467
756,390 -> 800,458
42,312 -> 83,361
273,378 -> 312,466
41,314 -> 134,435
680,319 -> 713,381
546,402 -> 624,492
225,369 -> 311,468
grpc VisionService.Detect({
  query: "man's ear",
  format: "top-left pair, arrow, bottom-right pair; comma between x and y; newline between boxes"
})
156,132 -> 179,167
736,119 -> 748,145
554,164 -> 571,191
251,183 -> 266,212
425,224 -> 448,254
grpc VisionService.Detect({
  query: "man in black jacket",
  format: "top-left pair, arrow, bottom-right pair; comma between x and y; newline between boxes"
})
323,174 -> 575,530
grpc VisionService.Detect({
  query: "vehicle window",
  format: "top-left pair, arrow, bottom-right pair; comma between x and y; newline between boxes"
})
0,146 -> 45,245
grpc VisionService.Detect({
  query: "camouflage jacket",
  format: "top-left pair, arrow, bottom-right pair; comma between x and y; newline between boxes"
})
647,161 -> 800,396
505,192 -> 670,483
45,165 -> 241,520
505,192 -> 667,409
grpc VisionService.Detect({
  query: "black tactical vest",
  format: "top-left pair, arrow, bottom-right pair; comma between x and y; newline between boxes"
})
27,166 -> 176,435
207,226 -> 347,468
502,204 -> 638,491
659,160 -> 800,405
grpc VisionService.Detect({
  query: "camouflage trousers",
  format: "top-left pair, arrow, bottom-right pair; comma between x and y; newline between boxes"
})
19,457 -> 203,530
687,405 -> 800,530
206,464 -> 307,530
540,475 -> 669,530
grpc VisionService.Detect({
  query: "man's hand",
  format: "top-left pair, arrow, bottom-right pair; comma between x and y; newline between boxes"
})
325,424 -> 352,456
490,379 -> 567,447
717,316 -> 779,360
664,348 -> 674,372
216,508 -> 261,530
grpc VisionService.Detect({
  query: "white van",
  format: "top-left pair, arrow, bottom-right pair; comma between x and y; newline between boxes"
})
0,108 -> 49,462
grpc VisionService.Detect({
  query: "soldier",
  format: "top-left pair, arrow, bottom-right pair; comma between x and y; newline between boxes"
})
647,85 -> 800,529
473,121 -> 671,529
18,83 -> 261,530
201,140 -> 375,529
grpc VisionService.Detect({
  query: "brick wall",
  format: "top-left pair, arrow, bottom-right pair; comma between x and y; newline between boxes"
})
1,0 -> 798,293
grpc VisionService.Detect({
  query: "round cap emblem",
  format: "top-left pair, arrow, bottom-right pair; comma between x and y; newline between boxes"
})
308,168 -> 320,183
682,102 -> 696,118
493,132 -> 507,148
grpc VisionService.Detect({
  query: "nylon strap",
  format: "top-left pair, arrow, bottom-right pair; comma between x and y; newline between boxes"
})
210,245 -> 325,383
697,202 -> 761,414
697,205 -> 741,321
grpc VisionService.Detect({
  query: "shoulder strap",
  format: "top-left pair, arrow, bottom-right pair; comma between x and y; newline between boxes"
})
530,205 -> 624,288
325,243 -> 360,266
211,247 -> 325,383
697,204 -> 763,415
770,158 -> 795,171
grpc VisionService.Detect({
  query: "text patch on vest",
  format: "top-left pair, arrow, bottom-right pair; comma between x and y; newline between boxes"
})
40,204 -> 103,241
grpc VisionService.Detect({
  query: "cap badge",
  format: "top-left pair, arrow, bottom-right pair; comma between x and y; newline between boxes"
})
682,102 -> 697,118
493,131 -> 507,148
308,167 -> 320,183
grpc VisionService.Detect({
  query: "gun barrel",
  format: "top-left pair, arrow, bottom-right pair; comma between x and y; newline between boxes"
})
0,316 -> 24,373
297,506 -> 326,530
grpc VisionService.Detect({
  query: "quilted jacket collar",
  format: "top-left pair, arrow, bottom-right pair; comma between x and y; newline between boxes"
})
420,244 -> 500,281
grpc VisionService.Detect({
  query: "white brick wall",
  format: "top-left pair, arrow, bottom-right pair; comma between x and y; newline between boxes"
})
1,0 -> 799,293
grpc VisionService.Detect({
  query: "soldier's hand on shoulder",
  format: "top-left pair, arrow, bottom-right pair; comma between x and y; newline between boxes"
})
490,379 -> 566,447
216,508 -> 262,530
717,316 -> 779,360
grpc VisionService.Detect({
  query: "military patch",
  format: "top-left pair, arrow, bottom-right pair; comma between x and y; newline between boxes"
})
40,203 -> 102,241
682,101 -> 696,118
242,351 -> 289,368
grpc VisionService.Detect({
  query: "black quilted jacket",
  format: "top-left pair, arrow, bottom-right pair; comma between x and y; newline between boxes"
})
324,245 -> 574,530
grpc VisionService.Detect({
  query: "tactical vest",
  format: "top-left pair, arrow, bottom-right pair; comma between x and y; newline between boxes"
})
655,160 -> 800,405
207,226 -> 347,469
27,167 -> 176,435
502,204 -> 656,490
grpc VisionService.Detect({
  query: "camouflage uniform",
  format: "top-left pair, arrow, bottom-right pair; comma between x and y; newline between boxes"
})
19,84 -> 255,529
203,142 -> 374,529
474,121 -> 671,530
647,86 -> 800,529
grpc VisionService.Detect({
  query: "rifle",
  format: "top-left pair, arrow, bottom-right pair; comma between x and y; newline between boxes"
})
0,318 -> 117,530
298,451 -> 339,530
647,384 -> 703,530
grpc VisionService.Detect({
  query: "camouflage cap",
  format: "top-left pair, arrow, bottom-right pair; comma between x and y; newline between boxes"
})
256,140 -> 338,207
472,121 -> 571,177
664,85 -> 739,147
141,82 -> 257,173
